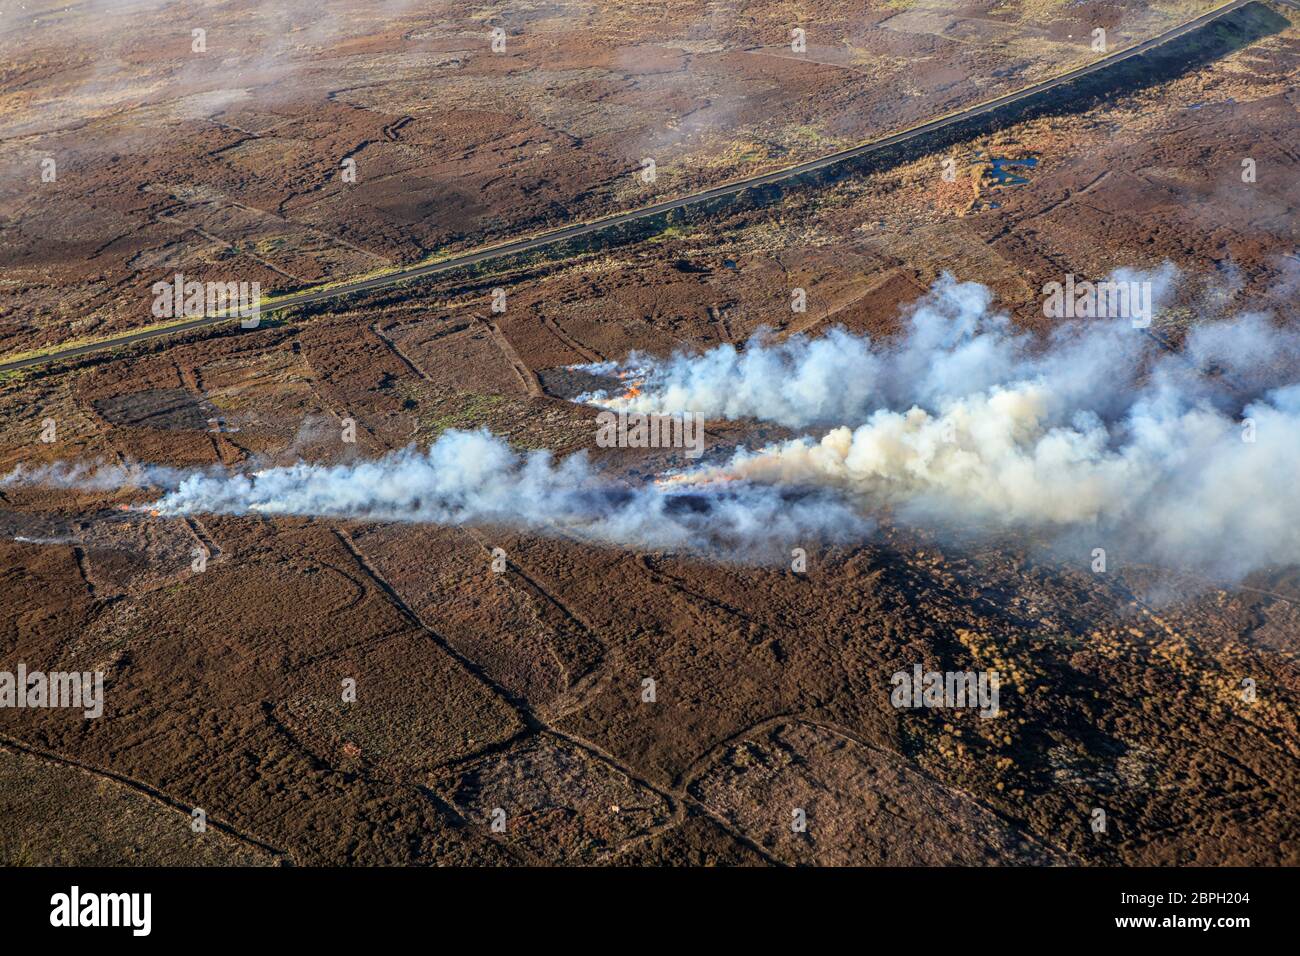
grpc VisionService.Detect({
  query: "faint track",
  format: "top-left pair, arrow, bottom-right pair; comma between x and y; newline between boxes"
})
70,546 -> 96,599
780,267 -> 926,339
707,304 -> 734,345
370,321 -> 431,382
296,348 -> 383,452
0,731 -> 289,862
382,116 -> 414,141
636,553 -> 758,630
334,527 -> 537,713
181,516 -> 221,563
173,359 -> 242,466
540,313 -> 604,363
457,527 -> 608,698
480,318 -> 544,397
675,713 -> 1075,863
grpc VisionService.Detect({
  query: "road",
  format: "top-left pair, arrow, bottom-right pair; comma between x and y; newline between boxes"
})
0,0 -> 1257,374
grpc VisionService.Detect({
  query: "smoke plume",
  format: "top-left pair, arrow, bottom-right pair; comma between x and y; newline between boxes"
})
601,269 -> 1300,578
6,269 -> 1298,577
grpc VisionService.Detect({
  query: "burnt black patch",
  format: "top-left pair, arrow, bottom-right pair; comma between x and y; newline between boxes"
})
93,388 -> 212,430
537,366 -> 621,402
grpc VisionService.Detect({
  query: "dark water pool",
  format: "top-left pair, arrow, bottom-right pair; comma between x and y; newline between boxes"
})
987,155 -> 1038,187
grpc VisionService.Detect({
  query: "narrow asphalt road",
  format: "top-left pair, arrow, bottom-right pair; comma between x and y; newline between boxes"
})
0,0 -> 1255,374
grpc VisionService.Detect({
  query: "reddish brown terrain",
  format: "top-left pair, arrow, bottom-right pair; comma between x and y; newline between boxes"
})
0,0 -> 1240,355
0,0 -> 1297,866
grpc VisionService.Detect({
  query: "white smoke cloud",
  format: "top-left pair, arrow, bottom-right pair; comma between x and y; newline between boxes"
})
575,270 -> 1184,428
631,268 -> 1300,579
577,327 -> 884,428
674,384 -> 1300,574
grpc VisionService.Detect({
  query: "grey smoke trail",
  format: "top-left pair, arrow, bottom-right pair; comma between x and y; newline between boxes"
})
0,460 -> 189,492
93,428 -> 863,556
